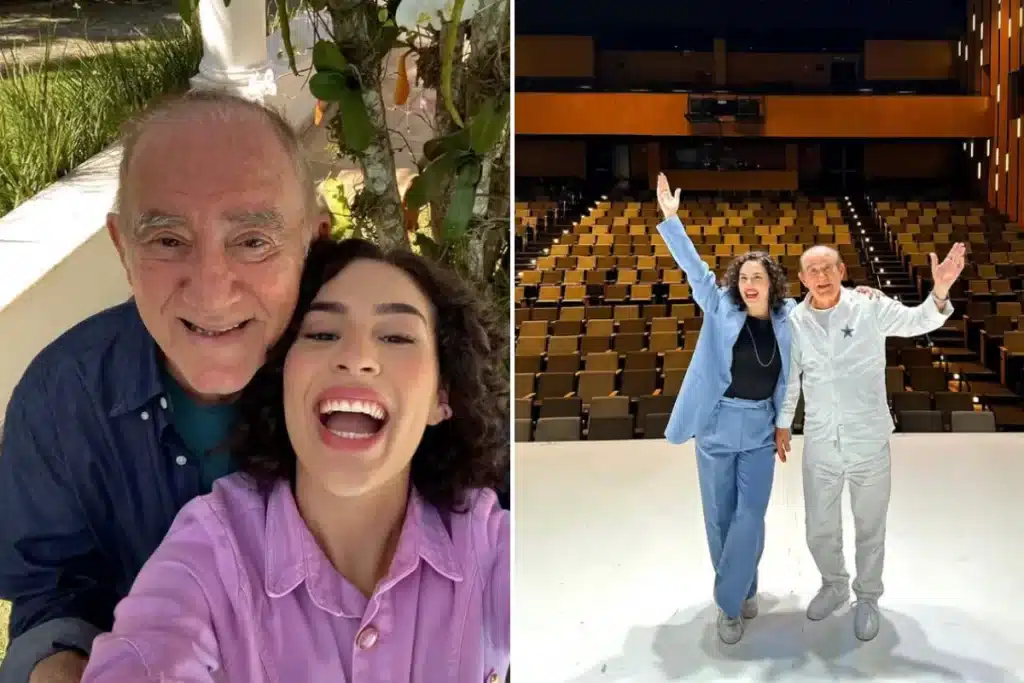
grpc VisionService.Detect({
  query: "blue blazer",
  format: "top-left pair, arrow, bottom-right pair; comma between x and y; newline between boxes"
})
656,216 -> 796,445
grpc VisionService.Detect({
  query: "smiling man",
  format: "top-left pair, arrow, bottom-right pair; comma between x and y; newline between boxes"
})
775,242 -> 966,642
0,91 -> 329,683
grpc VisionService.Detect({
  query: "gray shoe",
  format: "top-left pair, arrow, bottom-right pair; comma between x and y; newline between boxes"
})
853,601 -> 880,641
717,610 -> 745,644
806,584 -> 850,621
741,596 -> 758,619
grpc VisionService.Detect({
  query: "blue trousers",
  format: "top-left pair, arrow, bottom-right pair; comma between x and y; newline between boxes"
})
694,396 -> 777,619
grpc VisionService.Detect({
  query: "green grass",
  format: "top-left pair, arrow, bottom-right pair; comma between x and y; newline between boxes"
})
0,27 -> 202,216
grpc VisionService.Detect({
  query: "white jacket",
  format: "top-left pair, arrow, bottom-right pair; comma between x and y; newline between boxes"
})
777,288 -> 953,444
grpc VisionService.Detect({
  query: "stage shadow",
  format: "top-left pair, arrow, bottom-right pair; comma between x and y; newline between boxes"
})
563,594 -> 1022,683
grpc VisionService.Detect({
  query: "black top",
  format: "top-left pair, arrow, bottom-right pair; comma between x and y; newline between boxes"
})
724,315 -> 782,401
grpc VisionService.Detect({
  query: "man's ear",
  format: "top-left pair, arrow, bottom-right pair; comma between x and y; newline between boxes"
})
106,213 -> 132,284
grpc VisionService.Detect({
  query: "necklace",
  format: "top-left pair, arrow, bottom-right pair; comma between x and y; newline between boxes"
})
745,318 -> 778,368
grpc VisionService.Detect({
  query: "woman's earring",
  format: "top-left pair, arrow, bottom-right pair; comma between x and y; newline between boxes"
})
440,403 -> 453,420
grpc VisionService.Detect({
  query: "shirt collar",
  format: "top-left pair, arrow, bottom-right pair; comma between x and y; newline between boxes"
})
107,300 -> 166,417
263,479 -> 464,616
798,287 -> 849,314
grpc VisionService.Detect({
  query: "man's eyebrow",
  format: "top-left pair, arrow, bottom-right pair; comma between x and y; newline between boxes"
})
308,300 -> 428,322
223,209 -> 286,232
132,209 -> 286,239
134,211 -> 185,238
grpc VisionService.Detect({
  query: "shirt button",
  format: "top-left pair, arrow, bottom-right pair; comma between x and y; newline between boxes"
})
356,625 -> 379,650
175,455 -> 188,466
140,411 -> 150,421
160,397 -> 168,410
487,673 -> 500,683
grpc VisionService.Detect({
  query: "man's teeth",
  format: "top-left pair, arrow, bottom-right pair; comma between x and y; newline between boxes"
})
186,320 -> 245,336
318,399 -> 387,420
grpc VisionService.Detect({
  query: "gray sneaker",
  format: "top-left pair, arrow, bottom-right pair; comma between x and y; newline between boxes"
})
806,584 -> 850,621
717,610 -> 744,644
853,601 -> 880,641
741,596 -> 758,619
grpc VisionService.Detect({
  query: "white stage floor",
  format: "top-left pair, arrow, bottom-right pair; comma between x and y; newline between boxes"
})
513,434 -> 1024,683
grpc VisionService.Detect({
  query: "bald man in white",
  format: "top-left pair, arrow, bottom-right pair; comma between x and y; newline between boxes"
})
775,243 -> 966,641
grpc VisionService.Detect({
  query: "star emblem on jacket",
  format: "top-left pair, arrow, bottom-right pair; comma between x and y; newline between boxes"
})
842,325 -> 854,338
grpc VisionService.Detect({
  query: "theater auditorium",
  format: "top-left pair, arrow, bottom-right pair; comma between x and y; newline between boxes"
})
512,1 -> 1024,681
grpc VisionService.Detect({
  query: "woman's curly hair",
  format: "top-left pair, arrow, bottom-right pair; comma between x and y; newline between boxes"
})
231,237 -> 509,513
721,251 -> 789,312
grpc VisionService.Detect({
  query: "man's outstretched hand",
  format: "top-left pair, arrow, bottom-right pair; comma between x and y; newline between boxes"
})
774,427 -> 791,463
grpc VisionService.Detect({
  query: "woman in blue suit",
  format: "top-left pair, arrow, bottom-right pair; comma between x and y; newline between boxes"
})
654,174 -> 876,645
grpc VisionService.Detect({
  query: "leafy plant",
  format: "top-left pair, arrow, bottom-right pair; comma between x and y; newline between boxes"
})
194,0 -> 509,304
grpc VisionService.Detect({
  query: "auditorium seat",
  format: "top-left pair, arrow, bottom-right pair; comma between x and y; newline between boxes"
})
590,396 -> 630,417
533,417 -> 581,441
900,410 -> 945,433
933,392 -> 976,422
515,419 -> 532,442
539,397 -> 582,419
643,413 -> 671,439
636,395 -> 676,432
891,391 -> 931,414
950,410 -> 996,432
587,415 -> 635,440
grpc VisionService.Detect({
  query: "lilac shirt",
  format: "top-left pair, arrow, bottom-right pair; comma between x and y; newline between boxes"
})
81,475 -> 510,683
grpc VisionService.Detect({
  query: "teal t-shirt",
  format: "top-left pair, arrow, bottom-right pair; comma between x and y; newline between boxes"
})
162,370 -> 239,494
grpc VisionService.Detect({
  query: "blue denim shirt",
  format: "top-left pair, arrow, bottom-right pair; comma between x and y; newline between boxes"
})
0,302 -> 206,682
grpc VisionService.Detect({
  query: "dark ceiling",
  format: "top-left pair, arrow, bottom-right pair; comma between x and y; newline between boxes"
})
515,0 -> 968,47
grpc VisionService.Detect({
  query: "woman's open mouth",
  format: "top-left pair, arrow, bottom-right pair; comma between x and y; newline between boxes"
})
316,397 -> 389,451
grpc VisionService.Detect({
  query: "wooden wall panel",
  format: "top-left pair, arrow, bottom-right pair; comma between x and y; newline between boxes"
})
864,143 -> 957,179
629,144 -> 649,179
515,36 -> 595,78
1012,0 -> 1021,222
515,139 -> 587,177
726,53 -> 856,87
597,51 -> 714,88
864,41 -> 956,80
515,93 -> 994,138
664,170 -> 799,192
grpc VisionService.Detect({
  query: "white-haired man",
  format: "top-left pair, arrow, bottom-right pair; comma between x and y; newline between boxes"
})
775,242 -> 966,641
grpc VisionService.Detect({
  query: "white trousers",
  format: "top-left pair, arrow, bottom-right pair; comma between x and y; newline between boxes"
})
802,437 -> 891,601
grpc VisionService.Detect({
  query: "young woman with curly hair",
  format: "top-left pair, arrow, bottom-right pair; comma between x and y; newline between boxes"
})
82,238 -> 510,683
654,173 -> 877,645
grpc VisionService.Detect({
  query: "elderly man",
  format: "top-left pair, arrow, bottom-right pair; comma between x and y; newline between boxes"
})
775,242 -> 966,642
0,91 -> 329,683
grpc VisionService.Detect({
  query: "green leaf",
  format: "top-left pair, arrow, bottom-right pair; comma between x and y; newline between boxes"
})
378,7 -> 389,22
312,40 -> 347,73
469,97 -> 509,155
442,160 -> 480,242
422,128 -> 472,162
307,0 -> 327,10
309,72 -> 348,102
336,86 -> 375,152
177,0 -> 195,26
405,151 -> 464,212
